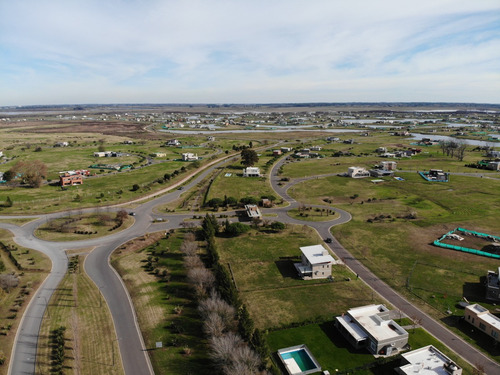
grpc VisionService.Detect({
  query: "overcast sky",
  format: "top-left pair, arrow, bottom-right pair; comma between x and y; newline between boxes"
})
1,0 -> 499,106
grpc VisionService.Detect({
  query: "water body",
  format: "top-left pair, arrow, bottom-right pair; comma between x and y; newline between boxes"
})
161,128 -> 361,135
410,133 -> 500,147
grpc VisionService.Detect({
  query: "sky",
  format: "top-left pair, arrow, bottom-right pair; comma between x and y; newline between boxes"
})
1,0 -> 499,106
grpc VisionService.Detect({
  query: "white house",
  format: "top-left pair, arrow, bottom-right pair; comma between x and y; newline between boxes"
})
181,153 -> 199,161
396,345 -> 462,375
280,147 -> 292,152
310,145 -> 322,151
335,304 -> 409,356
464,304 -> 500,342
166,139 -> 181,146
294,245 -> 335,279
207,136 -> 215,142
245,204 -> 262,219
347,167 -> 370,178
54,141 -> 69,147
243,167 -> 261,177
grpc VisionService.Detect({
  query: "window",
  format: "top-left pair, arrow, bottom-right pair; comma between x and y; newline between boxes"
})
467,315 -> 470,320
492,330 -> 498,338
479,323 -> 486,331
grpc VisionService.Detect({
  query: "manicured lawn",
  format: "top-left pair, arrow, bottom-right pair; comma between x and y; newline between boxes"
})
267,324 -> 475,375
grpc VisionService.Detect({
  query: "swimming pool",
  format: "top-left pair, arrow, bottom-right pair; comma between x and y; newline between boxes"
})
278,345 -> 321,375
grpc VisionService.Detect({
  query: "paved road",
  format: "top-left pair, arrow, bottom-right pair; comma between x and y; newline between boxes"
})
268,156 -> 500,374
3,150 -> 499,374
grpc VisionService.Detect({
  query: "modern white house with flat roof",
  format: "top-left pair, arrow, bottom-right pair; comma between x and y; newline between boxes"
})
464,304 -> 500,342
245,204 -> 262,219
335,304 -> 408,356
294,245 -> 335,279
243,167 -> 261,177
181,152 -> 199,161
347,166 -> 370,178
486,267 -> 500,301
395,345 -> 462,375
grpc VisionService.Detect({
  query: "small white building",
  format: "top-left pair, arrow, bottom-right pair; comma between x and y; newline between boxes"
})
54,141 -> 69,147
396,345 -> 462,375
245,204 -> 262,218
347,167 -> 370,178
182,153 -> 199,161
153,152 -> 167,157
207,136 -> 215,142
281,147 -> 292,152
166,139 -> 181,146
310,145 -> 322,151
243,167 -> 261,177
294,245 -> 335,279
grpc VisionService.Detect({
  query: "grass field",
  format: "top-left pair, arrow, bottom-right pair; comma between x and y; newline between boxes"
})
36,255 -> 124,375
0,230 -> 50,375
215,226 -> 381,329
35,212 -> 134,242
111,231 -> 212,375
267,324 -> 475,375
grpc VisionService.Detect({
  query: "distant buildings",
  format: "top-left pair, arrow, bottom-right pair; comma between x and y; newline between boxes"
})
335,304 -> 409,356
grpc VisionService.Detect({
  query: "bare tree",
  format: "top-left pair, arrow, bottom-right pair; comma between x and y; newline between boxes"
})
180,241 -> 198,256
204,312 -> 226,337
187,267 -> 215,297
184,254 -> 204,269
229,345 -> 261,373
209,332 -> 243,366
198,293 -> 236,329
456,140 -> 467,161
0,273 -> 19,292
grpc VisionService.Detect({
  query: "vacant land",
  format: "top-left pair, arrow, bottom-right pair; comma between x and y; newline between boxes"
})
215,225 -> 380,329
111,231 -> 212,375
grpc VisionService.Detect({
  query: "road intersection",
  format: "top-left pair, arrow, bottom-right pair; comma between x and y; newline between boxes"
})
2,153 -> 499,374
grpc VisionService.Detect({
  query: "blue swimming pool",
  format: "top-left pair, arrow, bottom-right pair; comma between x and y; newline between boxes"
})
280,348 -> 316,371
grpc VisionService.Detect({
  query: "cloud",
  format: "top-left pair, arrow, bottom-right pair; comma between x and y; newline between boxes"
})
0,0 -> 499,105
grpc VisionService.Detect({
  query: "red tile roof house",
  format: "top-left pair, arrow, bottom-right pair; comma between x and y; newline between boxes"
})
59,174 -> 83,186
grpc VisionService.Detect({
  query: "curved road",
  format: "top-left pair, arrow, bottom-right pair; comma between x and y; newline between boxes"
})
269,156 -> 500,374
3,150 -> 499,374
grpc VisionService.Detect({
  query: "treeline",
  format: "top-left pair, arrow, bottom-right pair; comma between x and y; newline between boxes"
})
180,215 -> 279,375
205,194 -> 277,209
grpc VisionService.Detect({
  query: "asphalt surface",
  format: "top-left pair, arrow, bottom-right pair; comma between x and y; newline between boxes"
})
2,151 -> 499,374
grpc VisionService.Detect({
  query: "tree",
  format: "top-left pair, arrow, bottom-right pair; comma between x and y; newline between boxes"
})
9,160 -> 47,188
225,222 -> 251,237
206,198 -> 224,209
270,221 -> 286,232
240,149 -> 259,167
0,273 -> 19,292
5,196 -> 13,207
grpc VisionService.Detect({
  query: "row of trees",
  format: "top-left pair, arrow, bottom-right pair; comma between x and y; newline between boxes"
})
181,226 -> 271,375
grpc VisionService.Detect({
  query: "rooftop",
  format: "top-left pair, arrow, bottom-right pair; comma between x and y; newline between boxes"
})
348,304 -> 408,341
300,245 -> 335,265
398,345 -> 462,375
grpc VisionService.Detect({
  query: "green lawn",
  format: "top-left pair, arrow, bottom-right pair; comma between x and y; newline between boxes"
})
215,226 -> 381,329
267,324 -> 475,375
